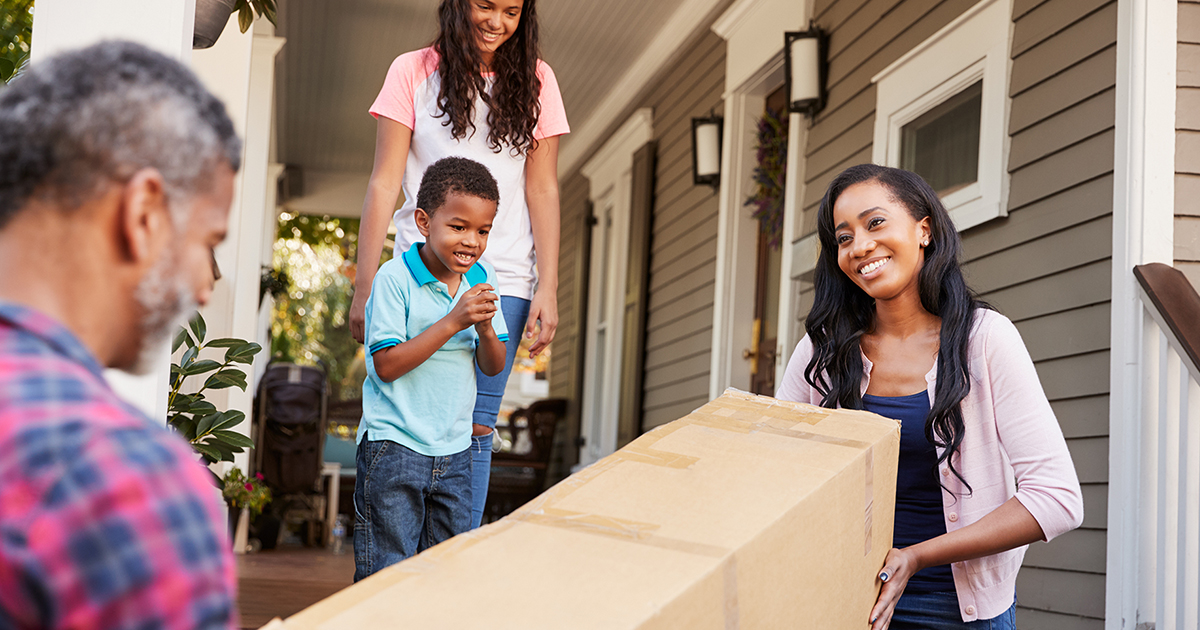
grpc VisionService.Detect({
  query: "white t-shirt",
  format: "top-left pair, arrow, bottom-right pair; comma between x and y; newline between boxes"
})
369,47 -> 570,300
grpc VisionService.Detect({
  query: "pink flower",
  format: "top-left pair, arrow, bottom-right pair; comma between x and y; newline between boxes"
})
245,482 -> 254,491
255,472 -> 264,480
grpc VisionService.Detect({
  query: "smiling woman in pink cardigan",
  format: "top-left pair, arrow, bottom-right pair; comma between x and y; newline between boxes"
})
776,164 -> 1083,630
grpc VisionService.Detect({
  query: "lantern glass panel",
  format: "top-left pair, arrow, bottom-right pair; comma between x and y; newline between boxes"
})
789,36 -> 821,106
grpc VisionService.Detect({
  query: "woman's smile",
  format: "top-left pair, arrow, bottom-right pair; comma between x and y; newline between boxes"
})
857,256 -> 891,278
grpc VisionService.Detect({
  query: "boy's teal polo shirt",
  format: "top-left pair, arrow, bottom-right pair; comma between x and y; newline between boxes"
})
359,243 -> 508,456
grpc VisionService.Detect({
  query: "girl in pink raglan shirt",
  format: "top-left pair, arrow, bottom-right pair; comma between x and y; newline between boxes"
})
777,164 -> 1083,629
349,0 -> 568,530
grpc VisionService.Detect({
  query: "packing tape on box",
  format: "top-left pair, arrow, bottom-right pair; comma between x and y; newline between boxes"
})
278,393 -> 884,628
864,445 -> 874,557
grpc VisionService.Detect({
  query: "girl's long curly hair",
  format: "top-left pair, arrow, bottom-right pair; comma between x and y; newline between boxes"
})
433,0 -> 542,155
804,164 -> 990,495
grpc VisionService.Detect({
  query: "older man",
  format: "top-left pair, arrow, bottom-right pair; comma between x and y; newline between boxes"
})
0,42 -> 241,628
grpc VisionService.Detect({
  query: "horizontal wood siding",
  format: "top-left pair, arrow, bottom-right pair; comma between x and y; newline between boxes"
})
641,32 -> 726,429
796,0 -> 1117,627
988,0 -> 1115,626
1179,0 -> 1200,288
548,33 -> 726,445
548,171 -> 590,479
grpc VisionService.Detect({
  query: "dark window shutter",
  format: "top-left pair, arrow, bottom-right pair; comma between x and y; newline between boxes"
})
618,141 -> 657,447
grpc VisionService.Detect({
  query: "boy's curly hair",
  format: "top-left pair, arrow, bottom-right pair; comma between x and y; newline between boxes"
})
417,156 -> 500,216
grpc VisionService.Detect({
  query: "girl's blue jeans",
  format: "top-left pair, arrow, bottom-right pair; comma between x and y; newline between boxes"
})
469,296 -> 530,528
890,592 -> 1016,629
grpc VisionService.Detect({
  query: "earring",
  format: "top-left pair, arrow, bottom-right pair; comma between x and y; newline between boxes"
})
922,239 -> 929,247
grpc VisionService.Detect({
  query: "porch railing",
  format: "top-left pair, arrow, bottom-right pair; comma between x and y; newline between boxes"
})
1134,263 -> 1200,630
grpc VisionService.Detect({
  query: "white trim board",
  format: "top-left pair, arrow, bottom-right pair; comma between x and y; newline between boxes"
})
558,0 -> 728,177
709,54 -> 786,399
1106,0 -> 1177,627
713,0 -> 812,96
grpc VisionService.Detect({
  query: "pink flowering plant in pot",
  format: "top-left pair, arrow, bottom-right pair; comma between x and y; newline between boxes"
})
221,468 -> 272,518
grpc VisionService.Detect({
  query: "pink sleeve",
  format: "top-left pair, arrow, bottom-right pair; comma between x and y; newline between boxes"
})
534,61 -> 570,140
776,335 -> 823,405
981,313 -> 1085,541
369,50 -> 433,129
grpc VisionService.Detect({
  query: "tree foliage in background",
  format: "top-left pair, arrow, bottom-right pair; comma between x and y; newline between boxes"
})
1,0 -> 33,84
271,214 -> 390,401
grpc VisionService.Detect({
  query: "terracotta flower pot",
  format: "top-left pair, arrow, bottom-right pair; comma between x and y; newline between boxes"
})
193,0 -> 238,49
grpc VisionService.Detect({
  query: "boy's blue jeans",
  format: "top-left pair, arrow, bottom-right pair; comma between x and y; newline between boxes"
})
470,296 -> 530,528
890,592 -> 1016,629
352,436 -> 471,582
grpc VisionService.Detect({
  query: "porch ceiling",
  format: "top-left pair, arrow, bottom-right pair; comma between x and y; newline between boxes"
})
274,0 -> 697,217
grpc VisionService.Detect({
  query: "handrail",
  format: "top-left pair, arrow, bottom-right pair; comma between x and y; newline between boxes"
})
1134,263 -> 1200,380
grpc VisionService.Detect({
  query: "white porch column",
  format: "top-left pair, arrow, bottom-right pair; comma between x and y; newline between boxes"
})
1107,0 -> 1177,627
191,18 -> 284,462
190,17 -> 284,552
30,0 -> 197,419
30,0 -> 196,62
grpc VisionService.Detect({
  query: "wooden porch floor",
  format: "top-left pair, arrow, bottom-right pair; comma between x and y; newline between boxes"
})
236,547 -> 354,629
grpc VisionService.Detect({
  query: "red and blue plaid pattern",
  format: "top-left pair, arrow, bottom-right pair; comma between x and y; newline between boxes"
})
0,303 -> 237,629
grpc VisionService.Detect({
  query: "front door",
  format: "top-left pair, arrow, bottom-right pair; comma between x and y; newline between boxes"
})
747,86 -> 787,397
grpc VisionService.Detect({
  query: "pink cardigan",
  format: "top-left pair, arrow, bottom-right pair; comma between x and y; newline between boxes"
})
776,308 -> 1083,622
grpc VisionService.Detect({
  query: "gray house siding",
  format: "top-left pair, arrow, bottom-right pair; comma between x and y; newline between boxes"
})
549,171 -> 590,477
995,1 -> 1114,626
550,32 -> 727,461
1179,0 -> 1200,288
641,32 -> 726,430
796,0 -> 1114,627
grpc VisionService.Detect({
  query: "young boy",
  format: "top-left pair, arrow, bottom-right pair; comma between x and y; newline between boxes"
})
354,157 -> 508,581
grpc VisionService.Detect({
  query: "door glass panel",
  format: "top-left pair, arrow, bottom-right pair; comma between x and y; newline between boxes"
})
596,207 -> 612,321
589,328 -> 606,453
900,80 -> 982,196
763,240 -> 782,342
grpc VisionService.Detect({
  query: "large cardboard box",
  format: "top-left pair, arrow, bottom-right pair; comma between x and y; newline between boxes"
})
272,390 -> 900,629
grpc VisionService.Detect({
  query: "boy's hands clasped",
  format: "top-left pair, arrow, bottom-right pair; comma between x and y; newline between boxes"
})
449,283 -> 499,333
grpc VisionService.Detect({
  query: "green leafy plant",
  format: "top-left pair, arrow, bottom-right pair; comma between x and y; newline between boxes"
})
169,312 -> 263,466
0,0 -> 34,84
222,468 -> 272,517
235,0 -> 276,33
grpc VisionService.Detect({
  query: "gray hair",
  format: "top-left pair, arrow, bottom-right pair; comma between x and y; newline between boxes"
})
0,40 -> 241,228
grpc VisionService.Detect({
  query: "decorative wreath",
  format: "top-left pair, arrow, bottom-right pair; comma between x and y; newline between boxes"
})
744,107 -> 788,249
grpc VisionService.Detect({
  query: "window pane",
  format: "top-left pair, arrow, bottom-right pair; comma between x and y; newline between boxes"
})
900,80 -> 982,196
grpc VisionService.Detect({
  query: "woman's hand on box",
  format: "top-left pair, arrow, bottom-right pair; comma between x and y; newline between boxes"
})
869,546 -> 919,630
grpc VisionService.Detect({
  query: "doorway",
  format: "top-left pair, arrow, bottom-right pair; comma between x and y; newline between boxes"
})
747,86 -> 787,396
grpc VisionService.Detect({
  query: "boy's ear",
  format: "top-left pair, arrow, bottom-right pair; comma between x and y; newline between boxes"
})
414,208 -> 431,238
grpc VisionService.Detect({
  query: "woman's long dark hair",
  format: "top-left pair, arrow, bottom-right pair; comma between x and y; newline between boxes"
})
804,164 -> 989,494
433,0 -> 542,155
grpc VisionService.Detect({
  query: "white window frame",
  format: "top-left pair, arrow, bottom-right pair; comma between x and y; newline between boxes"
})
870,0 -> 1012,232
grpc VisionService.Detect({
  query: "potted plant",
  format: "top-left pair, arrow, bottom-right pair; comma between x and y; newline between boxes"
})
194,0 -> 278,49
221,467 -> 272,539
169,312 -> 262,472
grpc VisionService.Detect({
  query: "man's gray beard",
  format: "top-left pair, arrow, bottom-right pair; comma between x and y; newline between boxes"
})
129,251 -> 196,375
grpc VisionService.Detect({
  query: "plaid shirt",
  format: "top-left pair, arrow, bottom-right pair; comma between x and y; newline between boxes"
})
0,303 -> 237,629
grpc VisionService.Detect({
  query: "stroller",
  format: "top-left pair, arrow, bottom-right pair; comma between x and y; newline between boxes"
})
254,362 -> 329,546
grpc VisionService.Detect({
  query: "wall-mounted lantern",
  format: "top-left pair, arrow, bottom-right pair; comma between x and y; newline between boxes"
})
691,114 -> 723,189
784,25 -> 828,117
